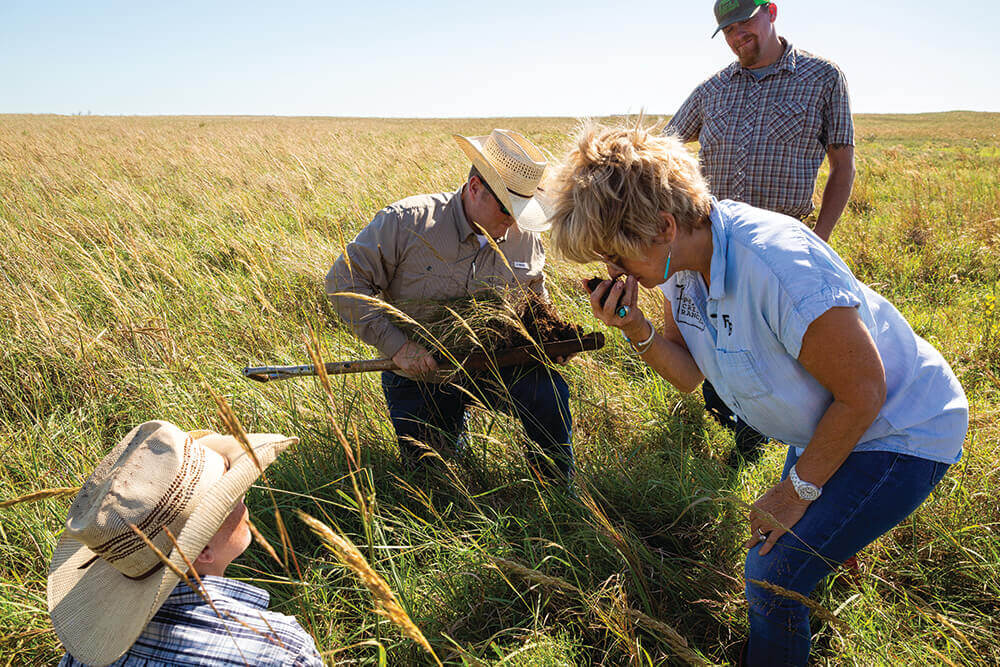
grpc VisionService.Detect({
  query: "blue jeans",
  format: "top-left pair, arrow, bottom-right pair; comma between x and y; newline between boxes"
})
381,365 -> 574,481
745,447 -> 950,666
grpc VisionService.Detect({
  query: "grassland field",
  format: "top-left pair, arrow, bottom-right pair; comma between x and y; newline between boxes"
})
0,112 -> 998,665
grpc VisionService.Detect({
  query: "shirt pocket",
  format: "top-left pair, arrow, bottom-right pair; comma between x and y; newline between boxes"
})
394,268 -> 432,299
700,102 -> 732,148
717,349 -> 772,399
768,100 -> 807,146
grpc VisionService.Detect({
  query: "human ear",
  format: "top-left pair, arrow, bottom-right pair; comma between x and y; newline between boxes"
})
768,3 -> 777,20
469,174 -> 484,197
657,211 -> 677,243
195,545 -> 215,566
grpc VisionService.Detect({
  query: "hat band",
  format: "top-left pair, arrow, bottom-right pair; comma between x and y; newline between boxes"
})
76,553 -> 166,581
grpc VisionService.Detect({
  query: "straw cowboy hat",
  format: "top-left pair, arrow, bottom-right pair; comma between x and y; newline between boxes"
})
454,129 -> 551,232
47,420 -> 297,666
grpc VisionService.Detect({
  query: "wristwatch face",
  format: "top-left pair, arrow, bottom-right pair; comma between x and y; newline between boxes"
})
795,483 -> 821,501
790,466 -> 821,501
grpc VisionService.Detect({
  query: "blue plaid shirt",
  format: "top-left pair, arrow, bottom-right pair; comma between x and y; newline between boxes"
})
666,40 -> 854,220
60,576 -> 323,666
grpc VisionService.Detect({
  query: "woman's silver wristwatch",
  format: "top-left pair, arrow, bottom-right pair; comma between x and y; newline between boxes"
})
788,465 -> 822,501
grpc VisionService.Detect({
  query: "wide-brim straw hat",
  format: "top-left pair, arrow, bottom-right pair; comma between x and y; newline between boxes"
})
47,420 -> 297,666
454,129 -> 551,233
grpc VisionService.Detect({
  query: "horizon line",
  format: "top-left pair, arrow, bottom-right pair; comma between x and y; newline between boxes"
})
2,110 -> 999,120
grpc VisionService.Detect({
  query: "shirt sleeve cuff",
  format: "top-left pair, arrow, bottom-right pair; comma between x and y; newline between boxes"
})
377,327 -> 411,360
785,286 -> 862,358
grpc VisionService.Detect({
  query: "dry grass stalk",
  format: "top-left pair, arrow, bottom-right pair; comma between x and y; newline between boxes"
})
0,487 -> 80,509
126,522 -> 197,592
925,644 -> 961,667
248,520 -> 283,567
161,526 -> 283,658
489,557 -> 710,666
490,556 -> 582,596
297,510 -> 442,666
161,527 -> 230,628
272,507 -> 293,572
712,495 -> 842,572
328,291 -> 428,340
304,328 -> 370,522
578,487 -> 654,607
901,586 -> 982,661
204,383 -> 263,473
202,382 -> 298,574
747,579 -> 850,632
932,612 -> 979,659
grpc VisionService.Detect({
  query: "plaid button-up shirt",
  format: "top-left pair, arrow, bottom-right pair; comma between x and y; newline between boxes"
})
60,576 -> 323,666
667,40 -> 854,220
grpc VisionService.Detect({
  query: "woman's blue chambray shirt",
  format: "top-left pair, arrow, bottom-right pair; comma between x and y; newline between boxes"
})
660,199 -> 967,464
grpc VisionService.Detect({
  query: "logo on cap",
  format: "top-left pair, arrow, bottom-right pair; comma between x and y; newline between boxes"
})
718,0 -> 739,15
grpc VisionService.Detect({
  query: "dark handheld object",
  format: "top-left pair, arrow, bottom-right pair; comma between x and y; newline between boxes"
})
586,277 -> 624,310
243,333 -> 606,383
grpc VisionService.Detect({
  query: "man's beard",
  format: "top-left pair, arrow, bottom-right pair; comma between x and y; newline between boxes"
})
734,36 -> 761,67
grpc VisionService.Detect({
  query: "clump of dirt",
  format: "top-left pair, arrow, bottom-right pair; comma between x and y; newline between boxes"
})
506,290 -> 587,348
400,288 -> 586,359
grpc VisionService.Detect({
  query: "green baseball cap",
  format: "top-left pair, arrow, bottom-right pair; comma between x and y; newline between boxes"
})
712,0 -> 769,37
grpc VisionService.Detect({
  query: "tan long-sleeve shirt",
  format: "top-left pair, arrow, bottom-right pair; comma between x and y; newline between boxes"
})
326,187 -> 547,359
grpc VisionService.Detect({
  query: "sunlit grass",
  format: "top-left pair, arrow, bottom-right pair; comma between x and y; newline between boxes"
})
1,112 -> 998,664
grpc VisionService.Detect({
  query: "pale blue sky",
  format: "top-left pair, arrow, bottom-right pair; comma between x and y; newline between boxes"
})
3,0 -> 997,116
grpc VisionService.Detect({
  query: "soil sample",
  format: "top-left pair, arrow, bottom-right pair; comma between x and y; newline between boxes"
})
398,288 -> 587,364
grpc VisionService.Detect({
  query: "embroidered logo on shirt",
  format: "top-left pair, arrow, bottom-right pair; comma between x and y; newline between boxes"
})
675,284 -> 706,331
513,261 -> 530,269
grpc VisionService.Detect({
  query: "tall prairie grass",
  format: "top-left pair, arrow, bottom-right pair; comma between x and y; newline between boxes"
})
1,113 -> 998,664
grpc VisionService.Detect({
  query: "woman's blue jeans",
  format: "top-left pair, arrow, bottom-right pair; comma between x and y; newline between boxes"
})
745,447 -> 950,666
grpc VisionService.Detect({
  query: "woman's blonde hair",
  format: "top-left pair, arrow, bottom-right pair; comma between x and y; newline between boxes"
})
547,121 -> 711,264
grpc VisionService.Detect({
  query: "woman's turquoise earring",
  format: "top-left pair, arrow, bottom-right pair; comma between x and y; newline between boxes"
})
663,251 -> 672,281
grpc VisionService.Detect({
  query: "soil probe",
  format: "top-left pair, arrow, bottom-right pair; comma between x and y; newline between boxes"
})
243,333 -> 605,383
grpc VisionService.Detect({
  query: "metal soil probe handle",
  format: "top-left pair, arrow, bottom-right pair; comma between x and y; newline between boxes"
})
243,332 -> 605,383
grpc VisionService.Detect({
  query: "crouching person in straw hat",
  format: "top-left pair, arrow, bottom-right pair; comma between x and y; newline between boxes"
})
48,420 -> 322,666
326,129 -> 574,483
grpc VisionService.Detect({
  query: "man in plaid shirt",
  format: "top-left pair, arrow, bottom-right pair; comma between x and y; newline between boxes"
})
667,0 -> 855,463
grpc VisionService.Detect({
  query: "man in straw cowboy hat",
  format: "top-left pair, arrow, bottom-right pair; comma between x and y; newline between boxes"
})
49,420 -> 322,666
326,129 -> 574,482
665,0 -> 855,465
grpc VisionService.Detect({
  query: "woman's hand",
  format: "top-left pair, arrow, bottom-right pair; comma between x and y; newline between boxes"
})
582,276 -> 650,341
745,478 -> 812,556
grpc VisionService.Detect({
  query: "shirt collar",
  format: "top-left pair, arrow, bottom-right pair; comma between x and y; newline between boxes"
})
728,37 -> 796,78
163,575 -> 270,610
453,184 -> 509,244
774,39 -> 796,72
451,186 -> 477,241
707,199 -> 729,301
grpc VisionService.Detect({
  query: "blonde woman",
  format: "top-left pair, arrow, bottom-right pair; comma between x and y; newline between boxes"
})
546,123 -> 967,666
